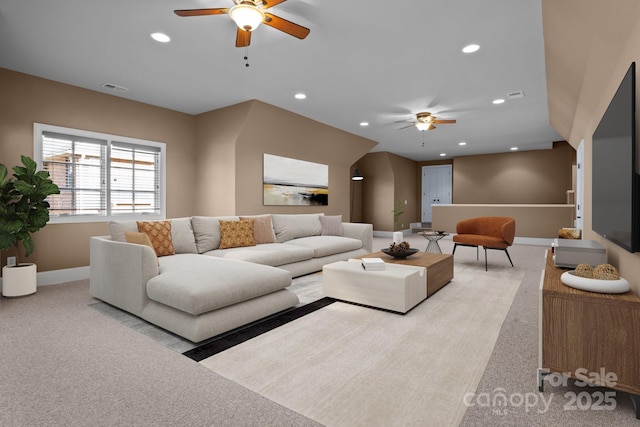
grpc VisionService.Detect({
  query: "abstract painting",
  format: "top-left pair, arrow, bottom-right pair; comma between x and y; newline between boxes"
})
263,154 -> 328,206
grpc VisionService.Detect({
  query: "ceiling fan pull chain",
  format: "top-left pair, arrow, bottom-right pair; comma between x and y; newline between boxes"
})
244,46 -> 250,67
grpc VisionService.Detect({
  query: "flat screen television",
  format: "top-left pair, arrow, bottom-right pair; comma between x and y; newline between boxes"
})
592,62 -> 639,252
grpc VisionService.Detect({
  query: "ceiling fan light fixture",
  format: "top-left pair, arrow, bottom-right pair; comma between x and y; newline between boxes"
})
415,122 -> 430,131
229,4 -> 264,31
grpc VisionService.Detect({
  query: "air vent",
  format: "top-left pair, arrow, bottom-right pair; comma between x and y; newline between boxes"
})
102,83 -> 129,92
508,90 -> 524,99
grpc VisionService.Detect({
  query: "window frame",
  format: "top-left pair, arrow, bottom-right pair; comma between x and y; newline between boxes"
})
34,123 -> 167,224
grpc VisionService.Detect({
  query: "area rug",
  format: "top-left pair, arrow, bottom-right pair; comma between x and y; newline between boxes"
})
200,262 -> 526,427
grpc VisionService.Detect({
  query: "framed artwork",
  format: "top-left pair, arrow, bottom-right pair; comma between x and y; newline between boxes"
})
263,154 -> 328,206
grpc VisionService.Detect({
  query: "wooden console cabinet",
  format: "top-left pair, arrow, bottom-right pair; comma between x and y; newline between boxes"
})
538,250 -> 640,418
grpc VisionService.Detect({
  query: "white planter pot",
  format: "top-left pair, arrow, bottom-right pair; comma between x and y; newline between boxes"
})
2,263 -> 37,297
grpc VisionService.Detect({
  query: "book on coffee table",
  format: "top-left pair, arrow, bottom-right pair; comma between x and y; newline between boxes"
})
361,257 -> 386,271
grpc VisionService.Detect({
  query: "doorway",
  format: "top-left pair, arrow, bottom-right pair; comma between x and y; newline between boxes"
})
422,165 -> 452,223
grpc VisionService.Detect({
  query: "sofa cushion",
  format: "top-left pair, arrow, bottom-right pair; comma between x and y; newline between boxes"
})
169,217 -> 198,254
452,234 -> 509,249
137,220 -> 175,257
204,243 -> 314,266
109,218 -> 197,254
271,213 -> 324,243
147,255 -> 291,315
219,220 -> 256,249
239,215 -> 277,244
191,216 -> 239,253
285,236 -> 363,258
320,215 -> 343,236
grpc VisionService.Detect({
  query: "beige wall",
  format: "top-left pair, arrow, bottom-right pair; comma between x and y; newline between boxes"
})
368,144 -> 575,231
432,204 -> 575,238
452,142 -> 574,204
194,102 -> 249,215
0,68 -> 197,271
357,152 -> 418,231
195,100 -> 377,217
389,153 -> 419,230
0,76 -> 376,273
542,0 -> 640,293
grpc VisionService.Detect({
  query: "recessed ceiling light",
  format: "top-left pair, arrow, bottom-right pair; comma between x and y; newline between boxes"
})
439,153 -> 446,157
510,147 -> 519,151
151,32 -> 171,43
462,44 -> 480,54
492,98 -> 505,105
458,141 -> 467,146
360,122 -> 369,127
294,93 -> 306,100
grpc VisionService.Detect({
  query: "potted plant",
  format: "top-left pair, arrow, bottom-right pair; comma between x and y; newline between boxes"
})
0,155 -> 60,297
392,200 -> 404,230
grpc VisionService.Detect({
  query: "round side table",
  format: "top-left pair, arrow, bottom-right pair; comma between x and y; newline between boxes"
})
418,232 -> 449,254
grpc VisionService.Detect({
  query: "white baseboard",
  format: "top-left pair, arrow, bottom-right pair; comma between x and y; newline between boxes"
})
0,265 -> 90,288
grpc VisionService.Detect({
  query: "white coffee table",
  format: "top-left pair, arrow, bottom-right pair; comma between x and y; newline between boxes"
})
322,260 -> 427,313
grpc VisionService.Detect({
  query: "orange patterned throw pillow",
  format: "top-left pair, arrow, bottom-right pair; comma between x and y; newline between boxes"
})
218,219 -> 256,249
137,220 -> 175,257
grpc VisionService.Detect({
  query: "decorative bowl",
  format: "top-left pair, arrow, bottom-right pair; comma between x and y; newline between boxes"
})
560,271 -> 630,294
381,248 -> 419,259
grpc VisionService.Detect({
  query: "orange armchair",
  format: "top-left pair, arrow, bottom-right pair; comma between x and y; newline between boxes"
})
452,216 -> 515,270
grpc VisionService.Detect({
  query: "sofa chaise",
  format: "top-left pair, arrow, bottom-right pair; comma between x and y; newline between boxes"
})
90,214 -> 373,342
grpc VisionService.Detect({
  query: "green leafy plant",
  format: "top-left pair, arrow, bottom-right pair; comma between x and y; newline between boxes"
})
392,200 -> 404,229
0,155 -> 60,262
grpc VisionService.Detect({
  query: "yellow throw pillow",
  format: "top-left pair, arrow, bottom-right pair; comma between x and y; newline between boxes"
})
125,231 -> 159,264
219,219 -> 256,249
137,220 -> 175,257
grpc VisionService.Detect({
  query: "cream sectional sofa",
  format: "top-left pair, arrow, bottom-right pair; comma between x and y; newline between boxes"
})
90,214 -> 372,342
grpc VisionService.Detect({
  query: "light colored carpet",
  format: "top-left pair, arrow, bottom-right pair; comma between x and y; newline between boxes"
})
201,261 -> 526,427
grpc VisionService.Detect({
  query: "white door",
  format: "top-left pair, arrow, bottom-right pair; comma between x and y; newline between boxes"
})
422,165 -> 452,222
575,140 -> 584,230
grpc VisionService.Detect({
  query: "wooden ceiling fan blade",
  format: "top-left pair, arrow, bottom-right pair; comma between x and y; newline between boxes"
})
428,124 -> 436,130
174,8 -> 229,17
236,28 -> 251,47
433,119 -> 457,124
263,0 -> 288,9
263,13 -> 310,39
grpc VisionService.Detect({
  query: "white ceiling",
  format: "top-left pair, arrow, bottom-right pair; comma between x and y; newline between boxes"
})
0,0 -> 561,161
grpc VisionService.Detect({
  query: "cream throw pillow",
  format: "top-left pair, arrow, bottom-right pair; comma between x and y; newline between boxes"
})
320,215 -> 343,236
239,215 -> 277,244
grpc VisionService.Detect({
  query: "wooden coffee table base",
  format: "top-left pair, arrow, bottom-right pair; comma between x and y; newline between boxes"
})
360,251 -> 454,297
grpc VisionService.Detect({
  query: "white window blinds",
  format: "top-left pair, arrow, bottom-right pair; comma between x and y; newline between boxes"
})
36,124 -> 166,222
110,142 -> 161,215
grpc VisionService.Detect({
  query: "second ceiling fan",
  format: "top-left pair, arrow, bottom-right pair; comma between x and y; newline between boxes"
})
174,0 -> 310,48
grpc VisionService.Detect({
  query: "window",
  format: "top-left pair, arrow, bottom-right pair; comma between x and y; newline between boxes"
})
34,123 -> 166,223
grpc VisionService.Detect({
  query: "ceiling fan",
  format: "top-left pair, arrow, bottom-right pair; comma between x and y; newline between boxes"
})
399,112 -> 457,131
174,0 -> 310,48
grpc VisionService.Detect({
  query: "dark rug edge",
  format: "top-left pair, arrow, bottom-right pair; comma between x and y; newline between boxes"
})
183,297 -> 336,362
